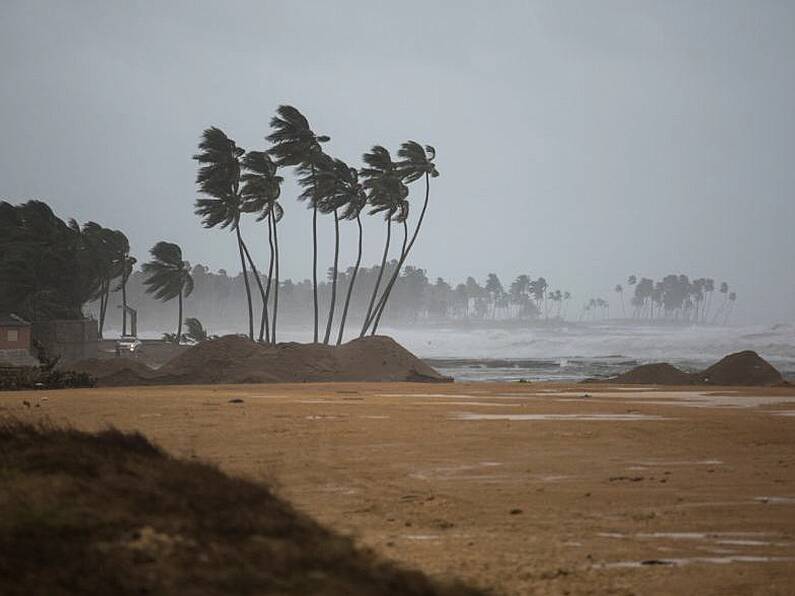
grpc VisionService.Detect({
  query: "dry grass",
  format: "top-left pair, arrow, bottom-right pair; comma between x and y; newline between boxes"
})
0,417 -> 484,596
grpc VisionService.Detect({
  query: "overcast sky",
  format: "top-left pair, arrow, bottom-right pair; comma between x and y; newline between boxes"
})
1,0 -> 793,323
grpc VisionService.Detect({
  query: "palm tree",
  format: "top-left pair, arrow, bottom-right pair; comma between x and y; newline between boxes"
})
267,105 -> 329,343
240,150 -> 283,343
368,142 -> 439,334
358,146 -> 409,336
142,242 -> 194,343
311,157 -> 367,344
118,253 -> 136,336
614,284 -> 625,317
193,127 -> 256,341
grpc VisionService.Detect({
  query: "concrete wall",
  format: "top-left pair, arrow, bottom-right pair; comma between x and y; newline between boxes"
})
32,320 -> 98,363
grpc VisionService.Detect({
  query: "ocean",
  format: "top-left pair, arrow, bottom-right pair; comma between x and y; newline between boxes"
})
380,322 -> 795,382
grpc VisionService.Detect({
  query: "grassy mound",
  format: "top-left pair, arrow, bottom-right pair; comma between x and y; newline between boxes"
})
0,419 -> 482,596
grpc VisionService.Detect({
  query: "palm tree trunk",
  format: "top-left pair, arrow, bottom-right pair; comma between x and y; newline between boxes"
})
311,166 -> 319,343
271,215 -> 280,344
371,220 -> 408,335
262,213 -> 275,343
323,209 -> 340,344
361,218 -> 391,337
176,289 -> 183,344
241,238 -> 268,343
368,172 -> 432,332
122,274 -> 128,336
336,215 -> 362,345
235,226 -> 254,341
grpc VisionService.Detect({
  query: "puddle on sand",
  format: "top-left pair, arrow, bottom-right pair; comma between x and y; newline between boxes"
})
304,415 -> 343,420
755,496 -> 795,505
411,401 -> 520,407
452,412 -> 670,421
602,555 -> 795,568
410,462 -> 505,481
403,534 -> 440,541
632,459 -> 723,467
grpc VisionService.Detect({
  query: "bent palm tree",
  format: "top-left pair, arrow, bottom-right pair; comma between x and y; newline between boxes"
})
311,155 -> 359,343
267,105 -> 329,343
193,127 -> 256,340
142,242 -> 194,343
241,150 -> 283,343
369,142 -> 439,334
311,158 -> 368,344
359,146 -> 408,336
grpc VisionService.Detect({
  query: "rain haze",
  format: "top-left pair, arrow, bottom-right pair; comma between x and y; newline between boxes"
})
2,0 -> 794,324
5,4 -> 795,595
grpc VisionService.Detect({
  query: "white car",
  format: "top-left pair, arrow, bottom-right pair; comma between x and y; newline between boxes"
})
116,336 -> 142,353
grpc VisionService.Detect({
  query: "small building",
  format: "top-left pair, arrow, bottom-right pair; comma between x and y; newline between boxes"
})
0,313 -> 38,366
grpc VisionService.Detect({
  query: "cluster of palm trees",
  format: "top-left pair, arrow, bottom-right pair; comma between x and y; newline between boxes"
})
0,200 -> 136,337
617,274 -> 737,324
179,105 -> 439,346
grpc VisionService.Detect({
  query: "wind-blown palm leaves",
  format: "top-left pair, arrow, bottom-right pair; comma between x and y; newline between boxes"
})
241,150 -> 284,343
80,223 -> 129,338
366,141 -> 438,335
358,146 -> 409,336
193,127 -> 258,340
142,242 -> 194,343
267,105 -> 329,343
0,201 -> 107,322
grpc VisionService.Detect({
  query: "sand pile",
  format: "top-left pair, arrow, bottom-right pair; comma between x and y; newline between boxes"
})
604,350 -> 784,386
65,358 -> 158,387
698,350 -> 784,386
73,335 -> 450,387
605,362 -> 695,385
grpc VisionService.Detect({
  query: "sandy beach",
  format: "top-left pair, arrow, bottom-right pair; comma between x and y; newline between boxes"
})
2,382 -> 794,594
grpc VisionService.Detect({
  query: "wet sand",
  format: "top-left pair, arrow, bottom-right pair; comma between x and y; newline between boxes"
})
3,382 -> 795,595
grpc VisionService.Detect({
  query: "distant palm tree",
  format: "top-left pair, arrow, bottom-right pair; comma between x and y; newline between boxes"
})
614,284 -> 625,317
241,150 -> 283,343
193,127 -> 256,340
369,142 -> 439,334
267,105 -> 329,343
142,242 -> 194,343
359,146 -> 408,336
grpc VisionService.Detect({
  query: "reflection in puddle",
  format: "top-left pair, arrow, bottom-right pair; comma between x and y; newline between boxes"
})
453,412 -> 670,421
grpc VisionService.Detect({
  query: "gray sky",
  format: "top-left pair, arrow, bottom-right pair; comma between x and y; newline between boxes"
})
2,0 -> 793,323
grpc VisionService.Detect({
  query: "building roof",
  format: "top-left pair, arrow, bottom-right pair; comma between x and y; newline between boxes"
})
0,313 -> 31,327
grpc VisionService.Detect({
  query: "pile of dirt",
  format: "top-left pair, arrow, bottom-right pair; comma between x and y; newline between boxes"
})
73,336 -> 450,387
67,358 -> 159,387
0,418 -> 482,596
604,362 -> 696,385
698,350 -> 784,386
603,350 -> 785,386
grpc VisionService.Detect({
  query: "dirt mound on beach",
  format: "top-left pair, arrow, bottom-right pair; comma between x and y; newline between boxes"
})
603,350 -> 784,386
605,362 -> 696,385
0,419 -> 481,596
65,358 -> 158,387
73,336 -> 450,387
698,350 -> 784,386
